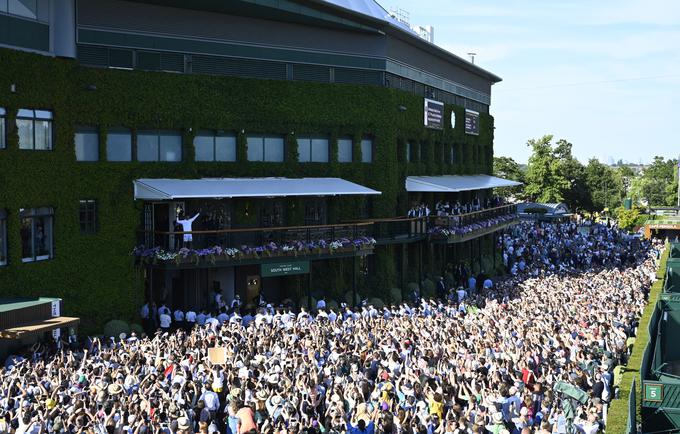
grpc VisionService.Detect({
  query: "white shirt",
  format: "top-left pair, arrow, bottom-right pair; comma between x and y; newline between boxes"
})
176,213 -> 200,242
159,314 -> 172,328
186,311 -> 197,322
317,299 -> 326,310
174,310 -> 185,321
199,390 -> 220,411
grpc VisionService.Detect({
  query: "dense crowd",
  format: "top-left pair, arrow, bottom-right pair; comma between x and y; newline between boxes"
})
0,222 -> 661,434
407,197 -> 505,219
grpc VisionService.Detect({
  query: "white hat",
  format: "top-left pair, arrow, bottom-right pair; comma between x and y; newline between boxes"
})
493,412 -> 504,423
177,417 -> 191,430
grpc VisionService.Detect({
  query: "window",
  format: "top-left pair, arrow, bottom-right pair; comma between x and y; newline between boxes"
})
106,128 -> 132,161
0,209 -> 6,266
247,135 -> 284,162
17,109 -> 52,150
337,137 -> 353,163
450,146 -> 455,165
137,129 -> 182,162
297,136 -> 329,162
194,130 -> 237,162
79,200 -> 97,234
74,127 -> 99,161
5,0 -> 48,21
20,207 -> 53,262
360,137 -> 373,163
406,142 -> 411,162
0,107 -> 5,149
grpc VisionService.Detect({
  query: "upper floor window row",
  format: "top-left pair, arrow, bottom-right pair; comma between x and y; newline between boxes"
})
0,0 -> 49,23
74,127 -> 182,162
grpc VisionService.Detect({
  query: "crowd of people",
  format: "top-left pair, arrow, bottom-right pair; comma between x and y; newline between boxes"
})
0,221 -> 662,434
406,197 -> 505,219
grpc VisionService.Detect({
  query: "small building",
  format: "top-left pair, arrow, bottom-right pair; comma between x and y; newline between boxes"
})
0,297 -> 79,360
517,202 -> 571,221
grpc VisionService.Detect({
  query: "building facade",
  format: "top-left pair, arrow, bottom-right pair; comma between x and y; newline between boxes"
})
0,0 -> 511,331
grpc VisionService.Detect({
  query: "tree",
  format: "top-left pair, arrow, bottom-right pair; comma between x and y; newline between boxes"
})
553,140 -> 591,211
493,156 -> 524,199
524,135 -> 571,204
632,156 -> 678,206
584,158 -> 623,211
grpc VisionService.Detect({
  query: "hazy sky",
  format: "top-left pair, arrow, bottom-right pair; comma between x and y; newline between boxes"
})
381,0 -> 680,164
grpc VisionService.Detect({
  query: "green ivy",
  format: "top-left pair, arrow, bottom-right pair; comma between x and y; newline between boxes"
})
0,48 -> 494,332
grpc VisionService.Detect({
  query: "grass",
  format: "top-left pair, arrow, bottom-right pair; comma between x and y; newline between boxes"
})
607,246 -> 669,434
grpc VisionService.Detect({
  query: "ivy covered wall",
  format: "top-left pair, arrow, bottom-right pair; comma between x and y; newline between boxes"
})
0,48 -> 494,330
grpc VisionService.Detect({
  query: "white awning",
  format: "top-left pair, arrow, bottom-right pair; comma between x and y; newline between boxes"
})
405,175 -> 522,193
134,178 -> 382,200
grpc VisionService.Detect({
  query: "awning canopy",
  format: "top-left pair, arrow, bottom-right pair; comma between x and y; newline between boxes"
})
134,178 -> 382,200
405,175 -> 522,193
0,316 -> 80,340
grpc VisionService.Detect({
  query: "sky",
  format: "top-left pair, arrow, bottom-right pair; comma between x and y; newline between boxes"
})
380,0 -> 680,164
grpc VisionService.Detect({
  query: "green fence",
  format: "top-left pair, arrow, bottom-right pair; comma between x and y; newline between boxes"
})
607,246 -> 669,434
627,378 -> 636,434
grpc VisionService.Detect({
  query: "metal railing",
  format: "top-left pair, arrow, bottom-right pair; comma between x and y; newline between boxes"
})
138,222 -> 374,253
429,204 -> 518,229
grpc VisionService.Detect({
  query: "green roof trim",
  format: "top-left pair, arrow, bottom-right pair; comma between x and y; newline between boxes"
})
0,297 -> 60,313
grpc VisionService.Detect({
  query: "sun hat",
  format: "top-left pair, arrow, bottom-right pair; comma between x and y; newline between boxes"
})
492,412 -> 504,423
108,384 -> 123,395
177,417 -> 191,430
256,390 -> 268,401
271,395 -> 283,406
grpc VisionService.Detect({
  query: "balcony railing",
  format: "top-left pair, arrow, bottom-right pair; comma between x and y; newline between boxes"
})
133,222 -> 376,266
428,204 -> 519,242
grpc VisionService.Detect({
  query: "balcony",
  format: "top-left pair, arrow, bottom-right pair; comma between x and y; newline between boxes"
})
428,204 -> 519,243
133,222 -> 377,268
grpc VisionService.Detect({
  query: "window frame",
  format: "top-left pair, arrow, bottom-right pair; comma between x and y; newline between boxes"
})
79,200 -> 98,234
0,107 -> 5,150
19,207 -> 54,263
106,127 -> 133,162
137,129 -> 183,162
16,108 -> 53,151
337,137 -> 353,163
246,134 -> 285,162
0,209 -> 6,266
360,137 -> 373,163
297,136 -> 329,163
193,130 -> 237,162
74,126 -> 100,162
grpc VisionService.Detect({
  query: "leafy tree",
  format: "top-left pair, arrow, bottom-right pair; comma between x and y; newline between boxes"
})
493,156 -> 524,199
632,156 -> 678,206
524,135 -> 571,204
553,140 -> 591,211
584,158 -> 624,211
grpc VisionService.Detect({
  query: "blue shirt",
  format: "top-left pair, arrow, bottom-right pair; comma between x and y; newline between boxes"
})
347,421 -> 375,434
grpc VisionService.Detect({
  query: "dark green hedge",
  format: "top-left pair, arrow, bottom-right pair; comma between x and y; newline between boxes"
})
0,48 -> 494,332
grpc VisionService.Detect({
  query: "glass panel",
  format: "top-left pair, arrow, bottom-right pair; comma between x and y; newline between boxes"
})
361,138 -> 373,163
264,136 -> 284,162
137,130 -> 159,162
215,134 -> 236,161
34,120 -> 51,150
297,137 -> 311,162
36,0 -> 48,21
9,0 -> 37,19
450,147 -> 455,164
194,132 -> 214,162
34,110 -> 52,120
20,217 -> 33,260
159,130 -> 182,162
34,215 -> 51,258
311,138 -> 329,163
0,108 -> 5,115
75,129 -> 99,161
17,118 -> 33,149
246,136 -> 264,161
17,109 -> 33,117
106,129 -> 132,161
337,138 -> 352,163
0,116 -> 5,149
0,0 -> 7,14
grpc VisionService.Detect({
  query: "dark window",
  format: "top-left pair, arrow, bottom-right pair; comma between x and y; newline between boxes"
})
194,130 -> 237,162
0,107 -> 5,149
137,129 -> 182,162
20,207 -> 53,262
17,109 -> 52,150
74,126 -> 99,161
106,127 -> 132,161
361,137 -> 373,163
406,142 -> 411,163
246,135 -> 284,162
0,209 -> 6,266
297,136 -> 329,163
450,146 -> 455,165
337,137 -> 353,163
79,200 -> 97,234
